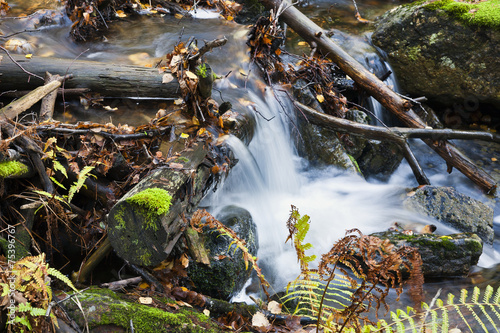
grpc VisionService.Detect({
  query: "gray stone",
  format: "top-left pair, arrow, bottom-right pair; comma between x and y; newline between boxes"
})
403,186 -> 494,243
370,230 -> 483,277
187,205 -> 258,300
372,2 -> 500,108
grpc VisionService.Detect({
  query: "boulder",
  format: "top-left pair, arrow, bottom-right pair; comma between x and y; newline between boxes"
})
403,186 -> 494,243
370,230 -> 483,277
372,0 -> 500,108
187,205 -> 258,300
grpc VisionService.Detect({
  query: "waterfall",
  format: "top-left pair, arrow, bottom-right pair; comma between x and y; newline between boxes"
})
205,81 -> 437,293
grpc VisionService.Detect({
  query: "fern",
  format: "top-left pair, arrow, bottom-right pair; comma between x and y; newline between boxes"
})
361,285 -> 500,332
0,254 -> 79,332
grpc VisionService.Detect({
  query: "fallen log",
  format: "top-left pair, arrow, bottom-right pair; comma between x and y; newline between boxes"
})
107,142 -> 218,267
260,0 -> 497,194
0,55 -> 180,98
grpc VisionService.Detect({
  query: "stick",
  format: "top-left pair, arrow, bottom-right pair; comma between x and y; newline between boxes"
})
260,0 -> 497,193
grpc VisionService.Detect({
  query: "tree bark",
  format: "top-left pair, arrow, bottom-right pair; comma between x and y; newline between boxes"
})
260,0 -> 497,194
0,55 -> 180,98
107,142 -> 216,266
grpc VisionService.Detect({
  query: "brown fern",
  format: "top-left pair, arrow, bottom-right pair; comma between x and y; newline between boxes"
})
190,209 -> 270,299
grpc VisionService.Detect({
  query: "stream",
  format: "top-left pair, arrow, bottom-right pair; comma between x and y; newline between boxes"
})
2,0 -> 500,310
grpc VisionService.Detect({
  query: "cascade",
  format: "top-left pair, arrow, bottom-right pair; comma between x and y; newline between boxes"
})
205,82 -> 444,293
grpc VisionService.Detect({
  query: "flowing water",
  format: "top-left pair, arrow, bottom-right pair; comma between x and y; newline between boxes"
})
2,0 -> 500,306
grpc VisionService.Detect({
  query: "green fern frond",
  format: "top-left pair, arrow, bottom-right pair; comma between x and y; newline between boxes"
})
47,267 -> 78,292
67,165 -> 95,203
364,286 -> 500,333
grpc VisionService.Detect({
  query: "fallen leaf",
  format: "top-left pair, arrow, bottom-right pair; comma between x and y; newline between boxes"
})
181,253 -> 189,268
203,309 -> 210,317
174,98 -> 184,105
252,311 -> 270,329
116,10 -> 127,17
25,54 -> 32,59
316,94 -> 325,103
162,73 -> 175,83
492,157 -> 497,162
298,41 -> 308,46
169,162 -> 184,169
185,71 -> 198,80
139,297 -> 153,304
180,133 -> 189,139
268,300 -> 282,314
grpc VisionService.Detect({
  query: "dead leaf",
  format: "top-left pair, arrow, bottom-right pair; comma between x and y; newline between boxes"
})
268,300 -> 281,314
169,162 -> 184,169
203,309 -> 210,316
181,253 -> 189,268
185,71 -> 198,80
162,73 -> 175,84
316,94 -> 325,103
139,297 -> 153,304
252,311 -> 271,329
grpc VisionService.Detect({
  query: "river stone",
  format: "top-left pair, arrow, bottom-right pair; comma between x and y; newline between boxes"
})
403,186 -> 494,243
370,230 -> 483,277
371,1 -> 500,108
187,205 -> 258,300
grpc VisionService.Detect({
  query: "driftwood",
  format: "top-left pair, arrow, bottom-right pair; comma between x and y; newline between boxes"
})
0,55 -> 180,98
296,102 -> 500,185
260,0 -> 497,194
107,142 -> 218,267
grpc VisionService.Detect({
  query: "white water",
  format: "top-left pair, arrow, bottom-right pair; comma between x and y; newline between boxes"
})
204,86 -> 456,293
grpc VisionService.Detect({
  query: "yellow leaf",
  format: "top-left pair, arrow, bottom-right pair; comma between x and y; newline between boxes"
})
298,41 -> 308,46
138,282 -> 150,289
192,116 -> 200,126
116,10 -> 127,18
174,13 -> 183,19
180,133 -> 189,139
226,15 -> 234,21
316,94 -> 325,103
492,157 -> 497,162
274,48 -> 281,56
25,54 -> 32,59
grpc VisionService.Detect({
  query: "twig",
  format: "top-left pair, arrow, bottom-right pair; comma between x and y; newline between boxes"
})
0,45 -> 44,81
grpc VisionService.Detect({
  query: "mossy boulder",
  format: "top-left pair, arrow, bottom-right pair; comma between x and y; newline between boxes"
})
372,0 -> 500,108
404,186 -> 494,243
62,287 -> 222,332
187,205 -> 258,300
370,230 -> 483,277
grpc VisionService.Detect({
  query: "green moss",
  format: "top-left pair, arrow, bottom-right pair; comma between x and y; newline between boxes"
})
68,288 -> 221,333
0,160 -> 29,178
407,46 -> 422,61
126,188 -> 172,231
423,0 -> 500,29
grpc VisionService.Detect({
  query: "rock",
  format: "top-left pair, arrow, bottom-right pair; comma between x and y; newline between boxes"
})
404,186 -> 494,243
370,230 -> 483,277
187,205 -> 258,300
356,140 -> 403,180
372,0 -> 500,108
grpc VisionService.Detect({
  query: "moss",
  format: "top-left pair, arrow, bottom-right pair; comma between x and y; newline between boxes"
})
126,188 -> 172,231
407,46 -> 422,61
68,288 -> 221,333
0,160 -> 29,178
423,0 -> 500,29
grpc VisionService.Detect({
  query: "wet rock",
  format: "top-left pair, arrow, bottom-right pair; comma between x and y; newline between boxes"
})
403,186 -> 494,243
370,230 -> 483,277
372,1 -> 500,108
187,205 -> 258,300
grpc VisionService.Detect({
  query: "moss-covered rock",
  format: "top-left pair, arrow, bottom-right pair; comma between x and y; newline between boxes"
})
370,230 -> 483,277
372,0 -> 500,108
403,185 -> 494,243
187,205 -> 258,300
62,287 -> 223,332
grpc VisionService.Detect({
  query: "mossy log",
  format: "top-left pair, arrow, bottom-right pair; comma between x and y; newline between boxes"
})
0,55 -> 180,98
107,142 -> 214,266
